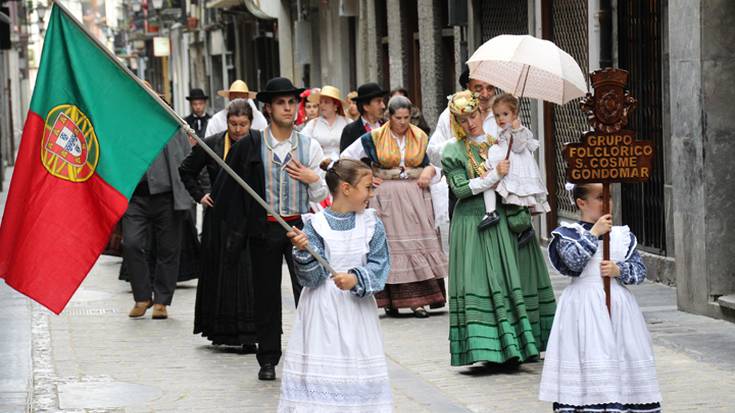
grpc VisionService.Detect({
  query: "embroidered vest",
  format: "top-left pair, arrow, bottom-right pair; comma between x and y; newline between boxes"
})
261,128 -> 312,216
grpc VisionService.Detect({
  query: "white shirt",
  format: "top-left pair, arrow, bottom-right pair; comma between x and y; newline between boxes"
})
204,99 -> 268,137
427,107 -> 498,167
361,116 -> 381,131
264,127 -> 329,203
301,115 -> 349,160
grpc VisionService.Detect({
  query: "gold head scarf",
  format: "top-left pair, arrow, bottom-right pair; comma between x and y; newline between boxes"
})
448,90 -> 495,178
448,90 -> 481,141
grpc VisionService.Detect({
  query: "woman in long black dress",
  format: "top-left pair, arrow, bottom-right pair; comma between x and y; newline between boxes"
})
179,99 -> 259,352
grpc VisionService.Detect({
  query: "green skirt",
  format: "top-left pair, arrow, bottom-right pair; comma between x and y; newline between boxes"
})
448,195 -> 556,366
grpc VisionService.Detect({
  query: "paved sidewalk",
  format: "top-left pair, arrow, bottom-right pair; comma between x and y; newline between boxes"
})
0,255 -> 732,412
0,166 -> 32,413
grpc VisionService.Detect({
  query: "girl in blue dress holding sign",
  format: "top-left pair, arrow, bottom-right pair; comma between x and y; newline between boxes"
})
539,182 -> 662,412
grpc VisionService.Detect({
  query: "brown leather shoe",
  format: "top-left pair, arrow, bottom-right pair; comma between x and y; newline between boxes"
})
152,304 -> 168,320
129,300 -> 152,318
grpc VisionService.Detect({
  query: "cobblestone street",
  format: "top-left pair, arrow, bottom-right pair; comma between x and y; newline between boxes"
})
2,252 -> 735,412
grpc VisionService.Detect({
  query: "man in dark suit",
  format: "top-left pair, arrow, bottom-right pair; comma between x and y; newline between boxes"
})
339,82 -> 387,152
183,88 -> 211,139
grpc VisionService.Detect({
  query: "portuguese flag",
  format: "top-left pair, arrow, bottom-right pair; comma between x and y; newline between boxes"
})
0,4 -> 182,314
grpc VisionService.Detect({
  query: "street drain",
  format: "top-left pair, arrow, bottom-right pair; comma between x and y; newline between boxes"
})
57,381 -> 162,409
65,307 -> 119,316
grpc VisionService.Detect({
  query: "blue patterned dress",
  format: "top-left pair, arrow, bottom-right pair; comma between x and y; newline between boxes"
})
540,222 -> 662,413
291,208 -> 390,295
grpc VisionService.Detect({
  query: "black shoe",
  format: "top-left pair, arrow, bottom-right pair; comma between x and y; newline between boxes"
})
242,344 -> 257,354
384,307 -> 400,317
517,228 -> 536,247
258,364 -> 276,381
478,212 -> 500,231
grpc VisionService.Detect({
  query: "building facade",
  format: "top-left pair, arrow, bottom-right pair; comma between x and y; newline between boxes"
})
275,0 -> 735,322
2,0 -> 733,322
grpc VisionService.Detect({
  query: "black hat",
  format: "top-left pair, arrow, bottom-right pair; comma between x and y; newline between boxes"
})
186,88 -> 209,101
256,77 -> 305,103
459,64 -> 470,89
354,82 -> 388,103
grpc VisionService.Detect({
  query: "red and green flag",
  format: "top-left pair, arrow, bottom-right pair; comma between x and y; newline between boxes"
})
0,3 -> 182,314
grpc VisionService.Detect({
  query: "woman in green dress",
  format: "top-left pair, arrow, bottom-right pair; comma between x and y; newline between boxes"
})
441,91 -> 556,366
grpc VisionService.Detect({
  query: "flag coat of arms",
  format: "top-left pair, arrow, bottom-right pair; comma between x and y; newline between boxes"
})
0,4 -> 182,314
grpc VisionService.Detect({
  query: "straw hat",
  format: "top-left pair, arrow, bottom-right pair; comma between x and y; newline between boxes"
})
313,85 -> 342,103
305,88 -> 321,104
217,80 -> 257,100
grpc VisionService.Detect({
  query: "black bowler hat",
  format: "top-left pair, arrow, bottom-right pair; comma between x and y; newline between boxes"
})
186,88 -> 209,101
353,82 -> 388,103
256,77 -> 306,103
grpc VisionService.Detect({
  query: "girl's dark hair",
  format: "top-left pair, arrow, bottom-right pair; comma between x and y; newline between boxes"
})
227,98 -> 254,121
492,93 -> 519,114
319,159 -> 372,195
571,183 -> 594,210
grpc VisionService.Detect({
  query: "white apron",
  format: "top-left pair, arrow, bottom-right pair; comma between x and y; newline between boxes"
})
539,225 -> 661,406
278,210 -> 392,413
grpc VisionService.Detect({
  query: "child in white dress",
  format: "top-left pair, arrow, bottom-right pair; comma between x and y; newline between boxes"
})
539,183 -> 662,413
479,94 -> 549,245
279,159 -> 392,413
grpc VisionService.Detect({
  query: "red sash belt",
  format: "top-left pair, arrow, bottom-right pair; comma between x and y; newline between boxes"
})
267,214 -> 301,223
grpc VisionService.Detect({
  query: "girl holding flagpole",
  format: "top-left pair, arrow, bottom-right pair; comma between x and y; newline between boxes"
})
279,159 -> 392,412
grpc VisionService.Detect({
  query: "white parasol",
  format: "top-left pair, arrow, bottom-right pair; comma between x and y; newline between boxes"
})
467,34 -> 587,105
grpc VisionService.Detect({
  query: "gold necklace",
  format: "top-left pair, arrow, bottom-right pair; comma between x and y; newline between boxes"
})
463,134 -> 494,178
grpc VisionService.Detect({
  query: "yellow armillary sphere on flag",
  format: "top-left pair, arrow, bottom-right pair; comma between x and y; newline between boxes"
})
41,104 -> 100,182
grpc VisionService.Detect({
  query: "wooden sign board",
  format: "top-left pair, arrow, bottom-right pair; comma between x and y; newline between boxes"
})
565,68 -> 655,184
565,130 -> 654,183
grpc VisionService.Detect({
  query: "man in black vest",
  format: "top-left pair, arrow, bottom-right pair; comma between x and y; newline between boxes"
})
183,88 -> 211,139
339,82 -> 387,152
212,77 -> 328,381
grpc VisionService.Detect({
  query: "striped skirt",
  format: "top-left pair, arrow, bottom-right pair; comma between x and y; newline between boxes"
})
369,179 -> 448,309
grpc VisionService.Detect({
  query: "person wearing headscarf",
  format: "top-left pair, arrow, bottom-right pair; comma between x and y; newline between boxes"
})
295,87 -> 320,130
441,90 -> 556,367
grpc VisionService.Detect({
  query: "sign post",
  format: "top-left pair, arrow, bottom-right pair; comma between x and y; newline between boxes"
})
564,68 -> 654,315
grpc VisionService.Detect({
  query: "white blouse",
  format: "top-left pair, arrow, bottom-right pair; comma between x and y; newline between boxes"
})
301,115 -> 349,161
